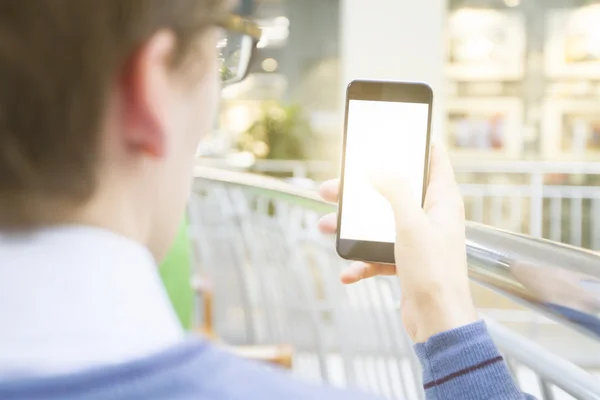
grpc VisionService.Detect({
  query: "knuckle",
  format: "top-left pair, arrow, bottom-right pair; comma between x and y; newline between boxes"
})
395,216 -> 423,238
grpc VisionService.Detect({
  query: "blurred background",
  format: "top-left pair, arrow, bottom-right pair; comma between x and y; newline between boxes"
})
185,1 -> 600,398
199,0 -> 600,250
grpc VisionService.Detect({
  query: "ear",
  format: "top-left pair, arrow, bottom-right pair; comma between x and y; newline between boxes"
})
119,30 -> 177,158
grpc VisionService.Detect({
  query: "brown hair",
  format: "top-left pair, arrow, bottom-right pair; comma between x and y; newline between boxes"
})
0,0 -> 224,227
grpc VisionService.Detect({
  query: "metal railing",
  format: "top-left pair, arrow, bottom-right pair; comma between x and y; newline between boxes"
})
196,158 -> 600,251
189,166 -> 600,400
454,161 -> 600,251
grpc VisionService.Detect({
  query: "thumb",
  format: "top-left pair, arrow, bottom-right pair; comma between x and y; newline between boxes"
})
424,140 -> 463,213
428,141 -> 458,191
368,166 -> 426,238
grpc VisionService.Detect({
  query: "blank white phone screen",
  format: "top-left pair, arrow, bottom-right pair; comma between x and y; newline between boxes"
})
340,100 -> 430,243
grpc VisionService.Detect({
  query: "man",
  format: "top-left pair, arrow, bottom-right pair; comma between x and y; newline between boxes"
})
0,1 -> 532,399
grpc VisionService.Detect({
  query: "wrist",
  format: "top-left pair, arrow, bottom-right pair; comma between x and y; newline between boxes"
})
413,290 -> 478,343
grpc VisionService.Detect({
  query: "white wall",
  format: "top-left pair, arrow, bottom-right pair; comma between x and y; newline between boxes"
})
340,0 -> 447,138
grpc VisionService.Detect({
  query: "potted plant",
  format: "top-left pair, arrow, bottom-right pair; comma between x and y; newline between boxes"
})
236,101 -> 315,162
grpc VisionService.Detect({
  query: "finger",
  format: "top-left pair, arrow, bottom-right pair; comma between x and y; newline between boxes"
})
369,166 -> 426,237
424,141 -> 463,212
318,213 -> 337,234
340,262 -> 396,284
319,179 -> 340,203
428,141 -> 458,190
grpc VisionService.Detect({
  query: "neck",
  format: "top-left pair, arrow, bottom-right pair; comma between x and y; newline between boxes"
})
75,183 -> 153,251
0,184 -> 152,254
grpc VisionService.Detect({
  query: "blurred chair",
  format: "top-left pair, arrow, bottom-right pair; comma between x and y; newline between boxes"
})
192,278 -> 294,369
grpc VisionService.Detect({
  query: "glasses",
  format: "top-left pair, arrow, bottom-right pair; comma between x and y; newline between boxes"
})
217,14 -> 261,86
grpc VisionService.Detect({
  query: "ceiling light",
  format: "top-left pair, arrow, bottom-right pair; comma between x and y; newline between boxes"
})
504,0 -> 520,7
262,58 -> 278,72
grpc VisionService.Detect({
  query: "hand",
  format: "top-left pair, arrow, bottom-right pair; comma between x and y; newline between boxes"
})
318,143 -> 478,343
511,262 -> 600,313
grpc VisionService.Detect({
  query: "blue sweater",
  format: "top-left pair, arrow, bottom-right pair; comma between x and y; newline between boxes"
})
0,321 -> 532,399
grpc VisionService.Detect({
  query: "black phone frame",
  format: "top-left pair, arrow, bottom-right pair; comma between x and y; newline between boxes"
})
336,79 -> 434,265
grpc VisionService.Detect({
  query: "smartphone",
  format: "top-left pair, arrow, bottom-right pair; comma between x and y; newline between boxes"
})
336,80 -> 433,264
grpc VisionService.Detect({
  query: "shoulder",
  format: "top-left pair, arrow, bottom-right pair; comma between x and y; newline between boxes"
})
0,339 -> 376,400
181,339 -> 375,400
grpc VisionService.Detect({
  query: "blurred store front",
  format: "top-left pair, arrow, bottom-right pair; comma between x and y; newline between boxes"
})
198,0 -> 600,250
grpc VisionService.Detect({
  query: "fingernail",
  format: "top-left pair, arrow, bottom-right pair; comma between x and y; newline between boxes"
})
340,271 -> 356,284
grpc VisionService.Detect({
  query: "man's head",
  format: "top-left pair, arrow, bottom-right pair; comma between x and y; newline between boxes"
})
0,0 -> 226,259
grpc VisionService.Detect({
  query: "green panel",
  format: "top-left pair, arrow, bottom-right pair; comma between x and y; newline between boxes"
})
159,217 -> 194,330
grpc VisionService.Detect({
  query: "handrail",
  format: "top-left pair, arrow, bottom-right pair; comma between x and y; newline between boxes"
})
193,166 -> 600,398
483,318 -> 600,399
194,166 -> 600,342
196,158 -> 600,174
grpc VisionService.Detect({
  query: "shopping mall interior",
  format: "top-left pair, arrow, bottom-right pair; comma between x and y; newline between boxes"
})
0,0 -> 600,400
201,0 -> 600,244
3,1 -> 598,399
168,1 -> 600,398
156,0 -> 600,399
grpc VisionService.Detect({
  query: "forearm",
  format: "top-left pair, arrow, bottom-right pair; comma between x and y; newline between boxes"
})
414,321 -> 534,400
